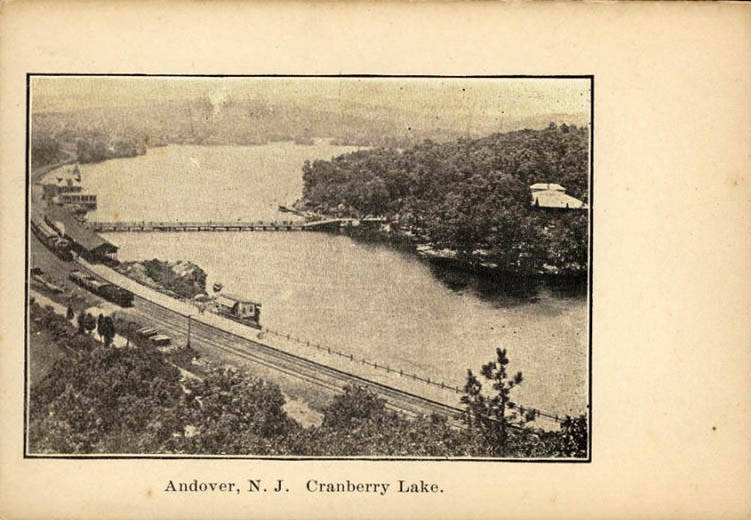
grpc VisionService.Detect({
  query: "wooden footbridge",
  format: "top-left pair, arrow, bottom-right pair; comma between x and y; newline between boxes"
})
90,217 -> 386,233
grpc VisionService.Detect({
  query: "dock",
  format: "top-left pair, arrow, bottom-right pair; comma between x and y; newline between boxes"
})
90,217 -> 386,233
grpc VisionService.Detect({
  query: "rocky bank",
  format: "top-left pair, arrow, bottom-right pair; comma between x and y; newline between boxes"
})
116,259 -> 207,299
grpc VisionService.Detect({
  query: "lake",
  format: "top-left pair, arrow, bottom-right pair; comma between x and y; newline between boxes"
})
76,143 -> 588,418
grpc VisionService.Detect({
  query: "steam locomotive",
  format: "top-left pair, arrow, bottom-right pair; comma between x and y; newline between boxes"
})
30,217 -> 73,261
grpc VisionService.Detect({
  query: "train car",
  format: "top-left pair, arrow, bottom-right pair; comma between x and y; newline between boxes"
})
137,327 -> 158,338
69,270 -> 86,285
116,288 -> 135,307
99,284 -> 134,307
88,280 -> 108,293
68,270 -> 134,307
150,334 -> 172,347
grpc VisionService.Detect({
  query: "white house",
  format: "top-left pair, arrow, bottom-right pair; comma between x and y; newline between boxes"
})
530,183 -> 587,210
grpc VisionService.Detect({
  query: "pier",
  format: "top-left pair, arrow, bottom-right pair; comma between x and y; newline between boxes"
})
90,217 -> 386,233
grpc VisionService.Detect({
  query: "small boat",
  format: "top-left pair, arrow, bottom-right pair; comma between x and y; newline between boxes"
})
213,282 -> 223,292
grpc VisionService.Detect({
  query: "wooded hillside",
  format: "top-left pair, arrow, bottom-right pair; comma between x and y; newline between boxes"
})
301,124 -> 589,276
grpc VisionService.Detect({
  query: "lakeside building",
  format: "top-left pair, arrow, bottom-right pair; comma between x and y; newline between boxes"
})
41,164 -> 83,198
54,192 -> 98,211
215,293 -> 262,322
530,183 -> 587,210
41,163 -> 98,212
45,206 -> 118,264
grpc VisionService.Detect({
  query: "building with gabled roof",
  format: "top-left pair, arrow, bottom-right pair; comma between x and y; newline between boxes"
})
41,164 -> 84,198
530,183 -> 587,210
215,293 -> 261,322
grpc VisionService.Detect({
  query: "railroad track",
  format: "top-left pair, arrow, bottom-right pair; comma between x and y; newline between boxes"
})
128,294 -> 466,424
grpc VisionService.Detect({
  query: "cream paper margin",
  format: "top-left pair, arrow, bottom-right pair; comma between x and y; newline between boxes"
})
0,2 -> 749,519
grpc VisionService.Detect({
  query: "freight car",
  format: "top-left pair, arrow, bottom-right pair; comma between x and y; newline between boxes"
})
69,270 -> 134,307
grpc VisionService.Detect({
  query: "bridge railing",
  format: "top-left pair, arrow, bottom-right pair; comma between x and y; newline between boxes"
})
92,220 -> 308,230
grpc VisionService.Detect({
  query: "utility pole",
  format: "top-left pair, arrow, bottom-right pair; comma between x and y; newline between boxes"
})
187,314 -> 192,348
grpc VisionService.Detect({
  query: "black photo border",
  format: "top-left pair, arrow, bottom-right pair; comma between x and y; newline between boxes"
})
23,73 -> 594,462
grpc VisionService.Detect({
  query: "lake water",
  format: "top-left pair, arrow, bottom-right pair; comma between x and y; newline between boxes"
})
75,143 -> 588,417
83,141 -> 364,223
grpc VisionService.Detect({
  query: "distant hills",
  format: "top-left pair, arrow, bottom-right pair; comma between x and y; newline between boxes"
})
32,96 -> 589,149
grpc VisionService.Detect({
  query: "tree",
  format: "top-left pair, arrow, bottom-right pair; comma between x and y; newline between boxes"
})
66,305 -> 74,321
100,316 -> 116,347
554,413 -> 588,458
77,312 -> 86,334
83,313 -> 96,335
97,314 -> 104,339
321,385 -> 387,429
461,348 -> 525,456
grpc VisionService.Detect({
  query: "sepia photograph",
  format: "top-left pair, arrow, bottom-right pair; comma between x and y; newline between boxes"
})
25,75 -> 591,459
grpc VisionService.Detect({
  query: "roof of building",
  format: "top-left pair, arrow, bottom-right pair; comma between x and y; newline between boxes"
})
532,190 -> 587,209
530,183 -> 566,191
41,164 -> 82,186
46,206 -> 118,252
216,293 -> 259,307
59,192 -> 96,198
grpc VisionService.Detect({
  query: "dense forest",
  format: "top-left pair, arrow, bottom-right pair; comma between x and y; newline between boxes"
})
300,124 -> 589,276
28,302 -> 587,457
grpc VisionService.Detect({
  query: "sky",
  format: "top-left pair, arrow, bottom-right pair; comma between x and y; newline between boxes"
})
31,76 -> 591,128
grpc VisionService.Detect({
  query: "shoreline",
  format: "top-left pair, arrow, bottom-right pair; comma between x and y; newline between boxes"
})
326,216 -> 588,287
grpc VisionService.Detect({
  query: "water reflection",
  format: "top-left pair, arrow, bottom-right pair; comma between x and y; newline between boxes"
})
426,262 -> 589,306
347,230 -> 587,305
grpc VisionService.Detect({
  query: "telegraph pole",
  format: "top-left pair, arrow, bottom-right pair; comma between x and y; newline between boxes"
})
187,314 -> 192,348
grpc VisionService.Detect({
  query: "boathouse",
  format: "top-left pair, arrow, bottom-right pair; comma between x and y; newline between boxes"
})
215,293 -> 261,321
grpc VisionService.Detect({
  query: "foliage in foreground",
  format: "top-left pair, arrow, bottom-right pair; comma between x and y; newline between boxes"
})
28,303 -> 587,457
